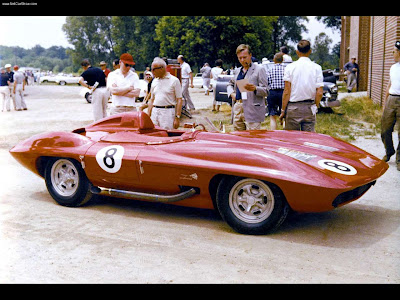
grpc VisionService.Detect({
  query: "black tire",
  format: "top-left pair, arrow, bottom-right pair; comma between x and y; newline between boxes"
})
44,157 -> 93,207
59,81 -> 66,86
216,176 -> 289,235
85,92 -> 92,103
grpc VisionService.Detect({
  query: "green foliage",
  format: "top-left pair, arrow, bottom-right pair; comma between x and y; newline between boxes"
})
155,16 -> 278,69
1,16 -> 340,73
0,45 -> 73,73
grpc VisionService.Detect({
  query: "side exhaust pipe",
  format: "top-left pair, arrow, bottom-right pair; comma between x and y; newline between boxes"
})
90,186 -> 198,203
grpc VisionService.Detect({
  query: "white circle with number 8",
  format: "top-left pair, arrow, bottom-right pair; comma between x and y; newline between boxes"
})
318,159 -> 357,175
96,145 -> 125,173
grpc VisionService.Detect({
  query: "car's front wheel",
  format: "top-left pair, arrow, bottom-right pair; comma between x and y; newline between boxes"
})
45,158 -> 93,207
216,176 -> 289,235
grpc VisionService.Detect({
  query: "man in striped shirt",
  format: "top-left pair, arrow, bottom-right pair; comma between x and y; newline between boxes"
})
266,52 -> 285,130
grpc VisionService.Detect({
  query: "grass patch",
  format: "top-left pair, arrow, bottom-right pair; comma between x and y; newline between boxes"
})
195,95 -> 383,143
317,96 -> 382,141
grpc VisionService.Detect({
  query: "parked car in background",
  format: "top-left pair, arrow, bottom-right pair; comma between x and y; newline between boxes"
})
193,73 -> 203,88
40,73 -> 80,85
39,75 -> 58,84
54,73 -> 80,86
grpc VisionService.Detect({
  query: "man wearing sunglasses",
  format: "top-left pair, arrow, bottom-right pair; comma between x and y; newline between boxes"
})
107,53 -> 141,115
148,57 -> 183,130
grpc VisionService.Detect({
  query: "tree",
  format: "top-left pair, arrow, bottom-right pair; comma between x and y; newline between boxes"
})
271,16 -> 309,54
155,16 -> 277,70
111,16 -> 161,70
62,16 -> 115,69
315,16 -> 341,31
310,32 -> 338,69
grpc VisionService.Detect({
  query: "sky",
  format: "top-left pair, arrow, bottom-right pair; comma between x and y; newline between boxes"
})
0,16 -> 341,50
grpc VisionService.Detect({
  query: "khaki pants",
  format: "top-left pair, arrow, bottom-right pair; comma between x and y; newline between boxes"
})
0,86 -> 10,111
347,72 -> 357,92
182,78 -> 195,110
14,84 -> 27,110
92,88 -> 110,121
284,101 -> 316,132
233,102 -> 261,131
381,94 -> 400,163
151,107 -> 175,130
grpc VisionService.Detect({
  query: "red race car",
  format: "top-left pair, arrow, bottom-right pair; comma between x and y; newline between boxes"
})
10,111 -> 388,235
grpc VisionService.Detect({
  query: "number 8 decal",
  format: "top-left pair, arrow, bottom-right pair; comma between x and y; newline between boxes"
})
96,145 -> 125,173
318,159 -> 357,175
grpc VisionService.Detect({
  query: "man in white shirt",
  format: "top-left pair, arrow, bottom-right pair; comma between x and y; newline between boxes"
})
107,53 -> 141,115
177,55 -> 195,110
381,41 -> 400,171
279,40 -> 324,132
210,59 -> 224,111
13,65 -> 27,111
148,57 -> 183,130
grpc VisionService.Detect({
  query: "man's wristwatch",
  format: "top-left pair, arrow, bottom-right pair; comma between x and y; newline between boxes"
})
175,115 -> 181,119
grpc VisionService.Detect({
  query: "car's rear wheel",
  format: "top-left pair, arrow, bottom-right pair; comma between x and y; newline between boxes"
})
45,158 -> 93,207
216,176 -> 289,235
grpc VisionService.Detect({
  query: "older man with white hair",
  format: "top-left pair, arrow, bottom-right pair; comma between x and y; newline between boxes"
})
148,57 -> 183,130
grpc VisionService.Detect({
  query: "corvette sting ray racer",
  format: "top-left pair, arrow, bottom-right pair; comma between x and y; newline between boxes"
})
9,111 -> 388,235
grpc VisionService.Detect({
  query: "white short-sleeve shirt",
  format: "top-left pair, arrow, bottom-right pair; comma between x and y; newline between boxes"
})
180,62 -> 192,79
107,69 -> 140,107
389,62 -> 400,95
150,73 -> 182,106
283,57 -> 324,102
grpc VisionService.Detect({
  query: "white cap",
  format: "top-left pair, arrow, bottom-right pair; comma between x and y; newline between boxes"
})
4,64 -> 11,68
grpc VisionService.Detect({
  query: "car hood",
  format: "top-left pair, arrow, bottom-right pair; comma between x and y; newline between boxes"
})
153,130 -> 388,189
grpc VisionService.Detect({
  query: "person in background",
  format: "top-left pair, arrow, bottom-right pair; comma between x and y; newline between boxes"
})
280,46 -> 293,64
381,41 -> 400,171
148,57 -> 182,130
107,53 -> 141,115
227,44 -> 269,131
139,70 -> 154,112
100,61 -> 111,77
211,59 -> 225,112
13,65 -> 27,111
0,67 -> 10,112
177,54 -> 195,111
344,56 -> 359,93
112,59 -> 120,70
266,52 -> 285,130
79,58 -> 108,121
279,40 -> 324,132
200,62 -> 212,95
4,64 -> 15,110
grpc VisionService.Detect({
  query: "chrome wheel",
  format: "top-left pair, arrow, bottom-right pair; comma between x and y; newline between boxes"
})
228,178 -> 275,224
50,159 -> 79,197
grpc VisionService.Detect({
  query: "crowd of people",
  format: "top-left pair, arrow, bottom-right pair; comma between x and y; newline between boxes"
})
1,64 -> 28,112
2,39 -> 399,171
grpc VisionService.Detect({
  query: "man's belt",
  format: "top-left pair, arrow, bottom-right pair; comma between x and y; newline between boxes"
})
290,99 -> 314,103
154,105 -> 175,109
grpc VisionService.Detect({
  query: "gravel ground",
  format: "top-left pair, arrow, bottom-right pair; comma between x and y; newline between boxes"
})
0,85 -> 399,283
